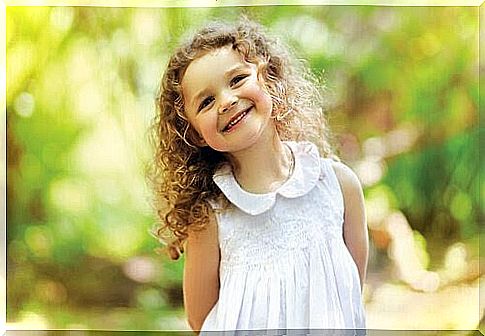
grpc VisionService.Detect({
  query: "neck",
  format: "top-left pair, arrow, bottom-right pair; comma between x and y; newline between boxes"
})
227,128 -> 293,194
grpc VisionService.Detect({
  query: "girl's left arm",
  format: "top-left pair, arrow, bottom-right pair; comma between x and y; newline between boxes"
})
332,161 -> 369,289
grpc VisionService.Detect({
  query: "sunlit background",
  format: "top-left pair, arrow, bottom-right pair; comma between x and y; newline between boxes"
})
6,5 -> 482,331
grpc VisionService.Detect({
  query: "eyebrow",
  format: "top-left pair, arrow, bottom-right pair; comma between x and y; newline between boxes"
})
190,64 -> 249,109
192,89 -> 210,110
225,64 -> 248,79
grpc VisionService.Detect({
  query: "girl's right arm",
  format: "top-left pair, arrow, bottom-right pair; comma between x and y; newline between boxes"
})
183,209 -> 220,332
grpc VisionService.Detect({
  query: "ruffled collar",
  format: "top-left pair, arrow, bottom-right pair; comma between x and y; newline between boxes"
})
212,141 -> 321,215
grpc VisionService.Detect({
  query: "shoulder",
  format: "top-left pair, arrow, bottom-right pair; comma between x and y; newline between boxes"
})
187,206 -> 218,243
329,161 -> 368,286
329,160 -> 364,203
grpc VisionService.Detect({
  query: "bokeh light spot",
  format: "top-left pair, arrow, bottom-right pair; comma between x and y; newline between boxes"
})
450,191 -> 472,222
50,7 -> 74,33
24,225 -> 52,258
123,256 -> 158,284
14,92 -> 35,118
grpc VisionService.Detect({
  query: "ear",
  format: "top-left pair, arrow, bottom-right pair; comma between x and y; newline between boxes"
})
256,59 -> 269,84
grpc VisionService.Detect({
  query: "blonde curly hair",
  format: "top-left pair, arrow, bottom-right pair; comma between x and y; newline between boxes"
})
149,17 -> 336,260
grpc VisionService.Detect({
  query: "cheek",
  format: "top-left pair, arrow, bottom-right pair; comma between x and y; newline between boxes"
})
197,114 -> 217,137
196,114 -> 227,149
199,124 -> 214,141
259,92 -> 273,118
247,83 -> 273,113
261,90 -> 273,112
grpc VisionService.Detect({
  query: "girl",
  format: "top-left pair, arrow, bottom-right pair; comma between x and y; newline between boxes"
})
151,17 -> 368,332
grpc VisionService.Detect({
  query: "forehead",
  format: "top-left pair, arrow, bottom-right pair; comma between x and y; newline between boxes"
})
182,47 -> 247,93
188,46 -> 246,76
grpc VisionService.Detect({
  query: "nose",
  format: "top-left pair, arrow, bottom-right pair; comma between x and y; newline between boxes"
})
218,94 -> 238,115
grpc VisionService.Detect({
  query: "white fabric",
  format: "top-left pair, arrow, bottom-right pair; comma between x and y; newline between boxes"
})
202,141 -> 366,331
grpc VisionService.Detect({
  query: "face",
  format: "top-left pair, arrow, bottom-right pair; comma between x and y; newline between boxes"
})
181,46 -> 274,153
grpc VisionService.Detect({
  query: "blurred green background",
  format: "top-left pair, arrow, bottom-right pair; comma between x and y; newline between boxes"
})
6,5 -> 481,331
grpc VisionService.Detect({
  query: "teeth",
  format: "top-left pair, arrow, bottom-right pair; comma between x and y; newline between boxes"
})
225,110 -> 248,131
229,112 -> 246,127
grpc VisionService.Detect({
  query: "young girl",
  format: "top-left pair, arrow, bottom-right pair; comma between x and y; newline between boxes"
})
151,17 -> 368,332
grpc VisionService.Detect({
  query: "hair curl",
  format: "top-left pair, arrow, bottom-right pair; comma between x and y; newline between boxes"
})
148,17 -> 337,260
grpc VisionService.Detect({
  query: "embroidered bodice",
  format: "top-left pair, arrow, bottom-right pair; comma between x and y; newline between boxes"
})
201,141 -> 366,331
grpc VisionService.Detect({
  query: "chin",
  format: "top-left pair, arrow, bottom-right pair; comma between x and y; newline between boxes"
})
206,120 -> 269,153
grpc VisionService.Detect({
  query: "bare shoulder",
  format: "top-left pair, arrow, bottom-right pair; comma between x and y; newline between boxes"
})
330,160 -> 363,197
186,207 -> 219,248
185,206 -> 219,283
330,160 -> 368,286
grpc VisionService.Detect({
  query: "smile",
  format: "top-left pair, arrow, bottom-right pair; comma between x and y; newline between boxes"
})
222,107 -> 252,133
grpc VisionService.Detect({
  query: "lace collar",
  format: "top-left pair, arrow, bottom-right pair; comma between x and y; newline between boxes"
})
212,141 -> 322,215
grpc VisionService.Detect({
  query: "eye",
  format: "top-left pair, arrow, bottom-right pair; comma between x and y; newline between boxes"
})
198,96 -> 214,112
230,74 -> 249,87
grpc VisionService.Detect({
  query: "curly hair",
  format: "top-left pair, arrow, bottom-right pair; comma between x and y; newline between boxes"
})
149,17 -> 336,260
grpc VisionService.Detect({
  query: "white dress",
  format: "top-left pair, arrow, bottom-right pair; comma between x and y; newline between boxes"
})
201,141 -> 366,332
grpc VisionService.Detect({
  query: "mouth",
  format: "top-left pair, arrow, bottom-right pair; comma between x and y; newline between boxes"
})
221,106 -> 252,133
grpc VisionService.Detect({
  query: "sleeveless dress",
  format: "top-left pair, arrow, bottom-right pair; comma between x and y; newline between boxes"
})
201,141 -> 366,331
